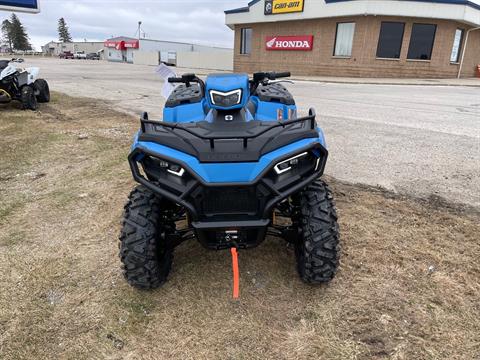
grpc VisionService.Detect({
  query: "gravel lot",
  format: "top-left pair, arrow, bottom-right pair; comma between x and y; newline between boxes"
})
14,57 -> 480,208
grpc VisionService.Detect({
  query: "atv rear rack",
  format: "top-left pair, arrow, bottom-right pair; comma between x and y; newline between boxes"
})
140,108 -> 317,149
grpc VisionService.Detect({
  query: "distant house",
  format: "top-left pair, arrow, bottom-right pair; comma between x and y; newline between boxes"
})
0,44 -> 11,54
41,41 -> 106,58
41,41 -> 73,56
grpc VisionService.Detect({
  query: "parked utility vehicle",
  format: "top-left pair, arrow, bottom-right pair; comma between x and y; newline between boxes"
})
74,51 -> 87,60
86,52 -> 101,60
59,51 -> 74,59
120,72 -> 340,289
0,59 -> 50,110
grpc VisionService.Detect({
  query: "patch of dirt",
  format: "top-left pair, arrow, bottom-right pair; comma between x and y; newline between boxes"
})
0,94 -> 479,359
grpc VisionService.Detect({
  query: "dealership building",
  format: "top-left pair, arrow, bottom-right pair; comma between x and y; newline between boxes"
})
225,0 -> 480,78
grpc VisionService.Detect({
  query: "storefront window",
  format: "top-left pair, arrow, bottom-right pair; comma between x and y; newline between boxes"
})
240,28 -> 252,55
376,22 -> 405,59
407,24 -> 436,60
450,28 -> 464,63
334,22 -> 355,57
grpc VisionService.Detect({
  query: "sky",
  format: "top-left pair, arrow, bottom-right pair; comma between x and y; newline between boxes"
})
0,0 -> 247,50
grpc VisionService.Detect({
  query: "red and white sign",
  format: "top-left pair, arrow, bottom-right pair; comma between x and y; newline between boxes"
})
265,35 -> 314,51
104,40 -> 139,50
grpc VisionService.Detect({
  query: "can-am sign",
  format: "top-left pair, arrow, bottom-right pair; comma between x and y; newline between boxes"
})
264,0 -> 305,15
266,36 -> 314,51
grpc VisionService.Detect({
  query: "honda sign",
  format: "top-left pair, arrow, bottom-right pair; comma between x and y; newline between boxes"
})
266,35 -> 314,51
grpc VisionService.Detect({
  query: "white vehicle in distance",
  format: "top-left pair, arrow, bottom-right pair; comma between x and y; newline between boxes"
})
74,51 -> 87,60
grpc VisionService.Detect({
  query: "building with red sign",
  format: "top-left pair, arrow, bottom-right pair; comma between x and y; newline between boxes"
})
104,37 -> 140,62
103,36 -> 233,65
225,0 -> 480,78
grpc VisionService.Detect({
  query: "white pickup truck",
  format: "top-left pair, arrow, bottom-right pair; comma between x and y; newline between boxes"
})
74,51 -> 87,60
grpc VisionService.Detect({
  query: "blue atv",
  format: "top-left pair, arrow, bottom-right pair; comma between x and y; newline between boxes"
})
119,72 -> 340,289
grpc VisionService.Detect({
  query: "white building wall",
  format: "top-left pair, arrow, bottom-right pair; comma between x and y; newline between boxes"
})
133,51 -> 160,65
107,48 -> 123,62
126,48 -> 135,63
140,39 -> 193,52
176,50 -> 234,71
72,42 -> 105,54
192,44 -> 233,53
103,38 -> 233,65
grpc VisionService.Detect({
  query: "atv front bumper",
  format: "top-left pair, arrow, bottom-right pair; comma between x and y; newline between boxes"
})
129,142 -> 327,249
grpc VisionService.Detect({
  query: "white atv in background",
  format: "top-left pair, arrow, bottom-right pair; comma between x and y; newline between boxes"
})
0,59 -> 50,110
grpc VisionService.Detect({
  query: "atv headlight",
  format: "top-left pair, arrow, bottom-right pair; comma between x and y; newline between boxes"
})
274,152 -> 321,176
274,152 -> 309,174
147,156 -> 185,177
160,160 -> 185,177
166,164 -> 185,177
210,89 -> 242,108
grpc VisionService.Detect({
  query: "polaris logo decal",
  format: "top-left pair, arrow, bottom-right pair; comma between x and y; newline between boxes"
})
266,35 -> 314,51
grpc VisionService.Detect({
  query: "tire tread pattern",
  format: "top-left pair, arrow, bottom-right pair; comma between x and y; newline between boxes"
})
21,86 -> 37,110
296,180 -> 340,284
35,79 -> 50,103
119,185 -> 172,289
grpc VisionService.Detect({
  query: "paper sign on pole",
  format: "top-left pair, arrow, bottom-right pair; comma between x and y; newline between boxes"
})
155,63 -> 177,99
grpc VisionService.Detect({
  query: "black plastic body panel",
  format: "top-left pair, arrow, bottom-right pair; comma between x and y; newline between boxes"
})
138,114 -> 318,163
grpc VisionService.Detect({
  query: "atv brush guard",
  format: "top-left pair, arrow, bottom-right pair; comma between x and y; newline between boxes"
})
119,71 -> 340,292
130,109 -> 327,223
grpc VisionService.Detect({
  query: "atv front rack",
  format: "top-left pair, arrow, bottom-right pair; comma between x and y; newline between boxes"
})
139,108 -> 318,150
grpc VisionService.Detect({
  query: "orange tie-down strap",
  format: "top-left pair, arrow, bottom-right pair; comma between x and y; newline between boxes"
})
231,247 -> 240,299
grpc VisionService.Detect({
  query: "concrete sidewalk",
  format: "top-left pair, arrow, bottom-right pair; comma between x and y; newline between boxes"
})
175,67 -> 480,87
288,75 -> 480,87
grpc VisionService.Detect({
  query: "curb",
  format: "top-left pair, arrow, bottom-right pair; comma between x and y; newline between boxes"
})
288,77 -> 480,87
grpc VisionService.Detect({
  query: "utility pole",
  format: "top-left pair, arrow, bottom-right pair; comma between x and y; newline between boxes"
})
135,21 -> 143,40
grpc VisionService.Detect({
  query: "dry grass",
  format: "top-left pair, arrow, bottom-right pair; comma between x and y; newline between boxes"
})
0,95 -> 479,360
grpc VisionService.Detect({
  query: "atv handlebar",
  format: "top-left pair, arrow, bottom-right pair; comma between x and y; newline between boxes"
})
168,73 -> 206,93
250,71 -> 291,93
167,77 -> 184,83
269,72 -> 291,80
252,71 -> 290,83
167,71 -> 291,95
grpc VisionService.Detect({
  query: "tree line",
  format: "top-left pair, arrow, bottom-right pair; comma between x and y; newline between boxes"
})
1,14 -> 72,52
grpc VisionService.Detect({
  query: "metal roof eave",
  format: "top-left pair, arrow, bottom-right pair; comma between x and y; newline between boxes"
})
225,0 -> 261,14
225,0 -> 480,27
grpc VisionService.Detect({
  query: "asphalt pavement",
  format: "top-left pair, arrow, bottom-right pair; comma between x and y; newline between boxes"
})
11,57 -> 480,208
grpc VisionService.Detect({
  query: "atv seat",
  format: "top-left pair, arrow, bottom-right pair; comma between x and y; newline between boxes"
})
0,60 -> 9,71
